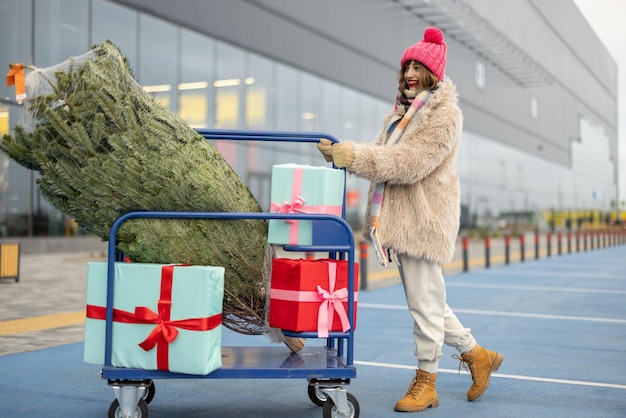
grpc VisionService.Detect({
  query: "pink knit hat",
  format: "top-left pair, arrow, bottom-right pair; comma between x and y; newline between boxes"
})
400,27 -> 447,81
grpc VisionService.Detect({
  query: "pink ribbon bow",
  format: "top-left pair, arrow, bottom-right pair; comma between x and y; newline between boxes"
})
271,195 -> 306,223
316,262 -> 351,338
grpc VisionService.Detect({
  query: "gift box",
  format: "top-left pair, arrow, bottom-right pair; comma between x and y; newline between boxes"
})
268,164 -> 345,245
84,262 -> 224,375
269,258 -> 358,337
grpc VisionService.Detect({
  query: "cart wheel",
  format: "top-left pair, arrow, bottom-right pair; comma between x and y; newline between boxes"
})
322,392 -> 359,418
142,380 -> 155,404
307,383 -> 328,407
108,398 -> 149,418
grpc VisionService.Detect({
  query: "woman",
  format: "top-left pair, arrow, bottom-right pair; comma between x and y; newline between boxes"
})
317,27 -> 503,413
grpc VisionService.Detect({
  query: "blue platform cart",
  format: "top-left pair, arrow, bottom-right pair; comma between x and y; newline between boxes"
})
99,130 -> 359,418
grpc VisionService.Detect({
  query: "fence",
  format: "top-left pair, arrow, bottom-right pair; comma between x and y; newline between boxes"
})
460,230 -> 626,273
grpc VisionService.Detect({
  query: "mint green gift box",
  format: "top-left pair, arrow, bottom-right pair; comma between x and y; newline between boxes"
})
84,262 -> 224,375
268,164 -> 345,245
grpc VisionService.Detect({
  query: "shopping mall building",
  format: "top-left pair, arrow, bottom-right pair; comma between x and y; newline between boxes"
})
0,0 -> 619,242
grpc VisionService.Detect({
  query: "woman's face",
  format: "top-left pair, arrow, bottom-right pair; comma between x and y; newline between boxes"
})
404,61 -> 423,91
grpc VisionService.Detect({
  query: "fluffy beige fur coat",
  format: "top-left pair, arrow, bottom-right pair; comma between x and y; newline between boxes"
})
347,79 -> 463,265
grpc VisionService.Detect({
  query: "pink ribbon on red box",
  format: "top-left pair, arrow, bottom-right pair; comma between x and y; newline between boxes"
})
86,264 -> 222,371
270,166 -> 342,244
316,262 -> 351,337
270,261 -> 356,337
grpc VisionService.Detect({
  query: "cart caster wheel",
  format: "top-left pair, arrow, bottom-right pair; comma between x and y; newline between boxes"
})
142,380 -> 155,404
308,383 -> 328,407
108,398 -> 149,418
322,392 -> 359,418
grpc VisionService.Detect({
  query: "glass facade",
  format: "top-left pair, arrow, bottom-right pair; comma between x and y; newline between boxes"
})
457,117 -> 616,229
0,0 -> 618,238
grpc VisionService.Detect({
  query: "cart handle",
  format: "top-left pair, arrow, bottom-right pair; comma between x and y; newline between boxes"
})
196,128 -> 340,144
196,128 -> 346,204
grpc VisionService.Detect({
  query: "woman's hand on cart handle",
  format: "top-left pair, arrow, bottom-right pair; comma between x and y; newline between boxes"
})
332,142 -> 355,168
317,138 -> 334,162
318,139 -> 355,169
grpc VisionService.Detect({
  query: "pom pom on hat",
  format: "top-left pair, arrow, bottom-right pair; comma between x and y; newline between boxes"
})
400,27 -> 447,81
423,27 -> 444,44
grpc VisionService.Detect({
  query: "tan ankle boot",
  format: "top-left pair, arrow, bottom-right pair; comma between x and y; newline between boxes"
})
394,369 -> 439,412
458,344 -> 503,401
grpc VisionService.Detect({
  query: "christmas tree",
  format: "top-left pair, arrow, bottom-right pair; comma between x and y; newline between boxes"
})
2,41 -> 272,335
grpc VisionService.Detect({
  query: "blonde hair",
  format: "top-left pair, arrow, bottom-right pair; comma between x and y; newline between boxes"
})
397,60 -> 439,91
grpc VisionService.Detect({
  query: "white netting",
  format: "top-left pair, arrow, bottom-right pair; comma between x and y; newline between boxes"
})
19,50 -> 96,133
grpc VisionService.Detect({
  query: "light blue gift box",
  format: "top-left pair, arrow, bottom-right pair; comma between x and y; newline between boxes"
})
84,262 -> 224,375
268,164 -> 345,246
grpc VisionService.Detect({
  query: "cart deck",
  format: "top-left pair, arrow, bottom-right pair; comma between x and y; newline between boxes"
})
103,345 -> 354,380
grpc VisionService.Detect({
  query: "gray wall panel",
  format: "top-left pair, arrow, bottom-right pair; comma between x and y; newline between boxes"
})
114,0 -> 401,100
464,0 -> 616,131
112,0 -> 617,169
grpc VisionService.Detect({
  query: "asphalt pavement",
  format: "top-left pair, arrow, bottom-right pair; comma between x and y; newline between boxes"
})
1,237 -> 625,417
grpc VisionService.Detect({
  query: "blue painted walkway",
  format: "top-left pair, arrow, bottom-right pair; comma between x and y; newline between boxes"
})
1,246 -> 625,417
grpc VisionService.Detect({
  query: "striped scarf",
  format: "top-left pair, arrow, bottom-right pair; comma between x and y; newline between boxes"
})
368,88 -> 432,266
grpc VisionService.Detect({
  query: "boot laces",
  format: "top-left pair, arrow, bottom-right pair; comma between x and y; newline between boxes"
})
406,371 -> 430,397
452,354 -> 477,381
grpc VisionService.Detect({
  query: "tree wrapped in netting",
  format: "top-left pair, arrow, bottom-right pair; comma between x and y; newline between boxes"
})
1,41 -> 273,335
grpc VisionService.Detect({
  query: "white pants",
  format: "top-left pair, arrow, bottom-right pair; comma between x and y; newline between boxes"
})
397,253 -> 476,374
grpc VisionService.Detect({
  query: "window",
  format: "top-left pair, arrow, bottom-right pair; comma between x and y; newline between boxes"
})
92,0 -> 138,65
0,1 -> 32,102
276,63 -> 299,131
319,80 -> 341,136
246,53 -> 274,130
179,29 -> 215,129
341,89 -> 359,142
300,72 -> 322,133
34,0 -> 89,67
214,42 -> 245,129
139,15 -> 177,110
530,96 -> 539,120
475,60 -> 486,90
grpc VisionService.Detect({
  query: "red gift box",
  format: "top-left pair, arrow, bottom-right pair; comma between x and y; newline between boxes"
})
269,258 -> 358,337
